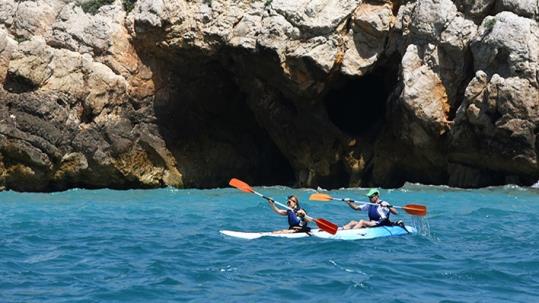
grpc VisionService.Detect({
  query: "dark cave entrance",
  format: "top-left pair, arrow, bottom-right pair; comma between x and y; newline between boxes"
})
324,64 -> 398,137
153,57 -> 295,188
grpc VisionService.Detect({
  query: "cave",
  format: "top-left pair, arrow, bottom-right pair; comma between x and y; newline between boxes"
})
152,57 -> 295,188
324,67 -> 397,137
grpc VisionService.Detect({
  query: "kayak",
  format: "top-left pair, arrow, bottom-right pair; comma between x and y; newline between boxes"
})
220,225 -> 416,240
220,230 -> 312,240
315,225 -> 416,240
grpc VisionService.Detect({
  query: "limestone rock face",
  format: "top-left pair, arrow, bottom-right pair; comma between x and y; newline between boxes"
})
0,1 -> 17,29
0,0 -> 537,191
453,0 -> 496,24
48,3 -> 122,56
0,89 -> 182,191
495,0 -> 539,21
12,0 -> 59,38
0,29 -> 16,83
271,0 -> 359,34
372,0 -> 477,186
449,12 -> 539,186
341,1 -> 394,76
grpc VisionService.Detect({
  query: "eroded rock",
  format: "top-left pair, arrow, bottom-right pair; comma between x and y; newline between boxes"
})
0,0 -> 537,191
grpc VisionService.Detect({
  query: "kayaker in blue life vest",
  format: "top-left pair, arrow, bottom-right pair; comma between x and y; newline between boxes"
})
343,188 -> 398,229
267,195 -> 312,233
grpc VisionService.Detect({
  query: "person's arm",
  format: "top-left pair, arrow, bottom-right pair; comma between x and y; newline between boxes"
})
345,199 -> 362,211
296,209 -> 312,222
381,201 -> 398,215
267,199 -> 287,216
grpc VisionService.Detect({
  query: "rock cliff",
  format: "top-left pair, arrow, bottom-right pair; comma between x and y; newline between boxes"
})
0,0 -> 537,191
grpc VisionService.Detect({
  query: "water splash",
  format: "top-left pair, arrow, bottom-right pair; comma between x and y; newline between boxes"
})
410,215 -> 432,238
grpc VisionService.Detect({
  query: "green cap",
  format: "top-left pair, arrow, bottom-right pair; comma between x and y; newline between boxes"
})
366,188 -> 379,197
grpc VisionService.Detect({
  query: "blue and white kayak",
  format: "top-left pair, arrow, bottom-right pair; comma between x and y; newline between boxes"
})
314,225 -> 416,240
220,225 -> 416,240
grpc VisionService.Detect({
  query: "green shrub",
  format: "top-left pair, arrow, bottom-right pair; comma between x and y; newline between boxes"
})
81,0 -> 115,15
484,18 -> 496,31
14,35 -> 29,43
122,0 -> 136,13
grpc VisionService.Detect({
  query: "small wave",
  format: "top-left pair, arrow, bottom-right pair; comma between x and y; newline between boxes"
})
150,276 -> 182,286
401,182 -> 454,190
328,260 -> 369,277
259,185 -> 289,190
467,207 -> 517,217
166,186 -> 181,192
24,251 -> 61,264
208,265 -> 237,273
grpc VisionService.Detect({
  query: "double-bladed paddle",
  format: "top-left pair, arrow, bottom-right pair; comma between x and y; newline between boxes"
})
229,178 -> 338,234
309,193 -> 427,216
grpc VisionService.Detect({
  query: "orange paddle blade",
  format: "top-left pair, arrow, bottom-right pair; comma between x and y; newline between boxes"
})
229,178 -> 254,193
403,204 -> 427,216
314,218 -> 338,234
309,193 -> 333,201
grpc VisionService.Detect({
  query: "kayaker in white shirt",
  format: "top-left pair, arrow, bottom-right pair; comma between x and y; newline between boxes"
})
343,188 -> 398,229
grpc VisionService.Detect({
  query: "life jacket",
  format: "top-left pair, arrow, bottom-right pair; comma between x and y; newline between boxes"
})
287,208 -> 308,229
367,202 -> 391,224
367,204 -> 381,221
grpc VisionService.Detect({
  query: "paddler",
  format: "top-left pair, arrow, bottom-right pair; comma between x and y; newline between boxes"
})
343,188 -> 399,229
267,195 -> 312,233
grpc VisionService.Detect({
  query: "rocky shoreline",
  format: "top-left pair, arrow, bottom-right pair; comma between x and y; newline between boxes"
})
0,0 -> 537,191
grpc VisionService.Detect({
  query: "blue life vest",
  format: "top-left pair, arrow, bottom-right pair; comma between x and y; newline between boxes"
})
367,204 -> 381,221
287,208 -> 307,228
367,203 -> 391,224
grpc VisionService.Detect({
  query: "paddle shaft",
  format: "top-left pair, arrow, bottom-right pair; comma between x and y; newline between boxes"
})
251,190 -> 317,222
336,198 -> 398,209
335,197 -> 426,215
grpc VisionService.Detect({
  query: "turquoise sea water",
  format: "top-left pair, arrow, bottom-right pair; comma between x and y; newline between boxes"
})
0,185 -> 538,302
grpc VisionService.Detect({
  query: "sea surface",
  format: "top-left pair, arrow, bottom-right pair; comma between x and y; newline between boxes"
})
0,184 -> 538,302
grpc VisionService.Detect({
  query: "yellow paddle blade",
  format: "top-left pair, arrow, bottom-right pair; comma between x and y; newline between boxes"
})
229,178 -> 254,193
309,193 -> 333,201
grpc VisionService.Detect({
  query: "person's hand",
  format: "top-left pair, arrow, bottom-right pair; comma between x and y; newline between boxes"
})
381,201 -> 393,208
297,209 -> 306,217
267,199 -> 275,205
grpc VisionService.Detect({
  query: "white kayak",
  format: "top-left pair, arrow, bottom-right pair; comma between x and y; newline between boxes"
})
220,225 -> 416,240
